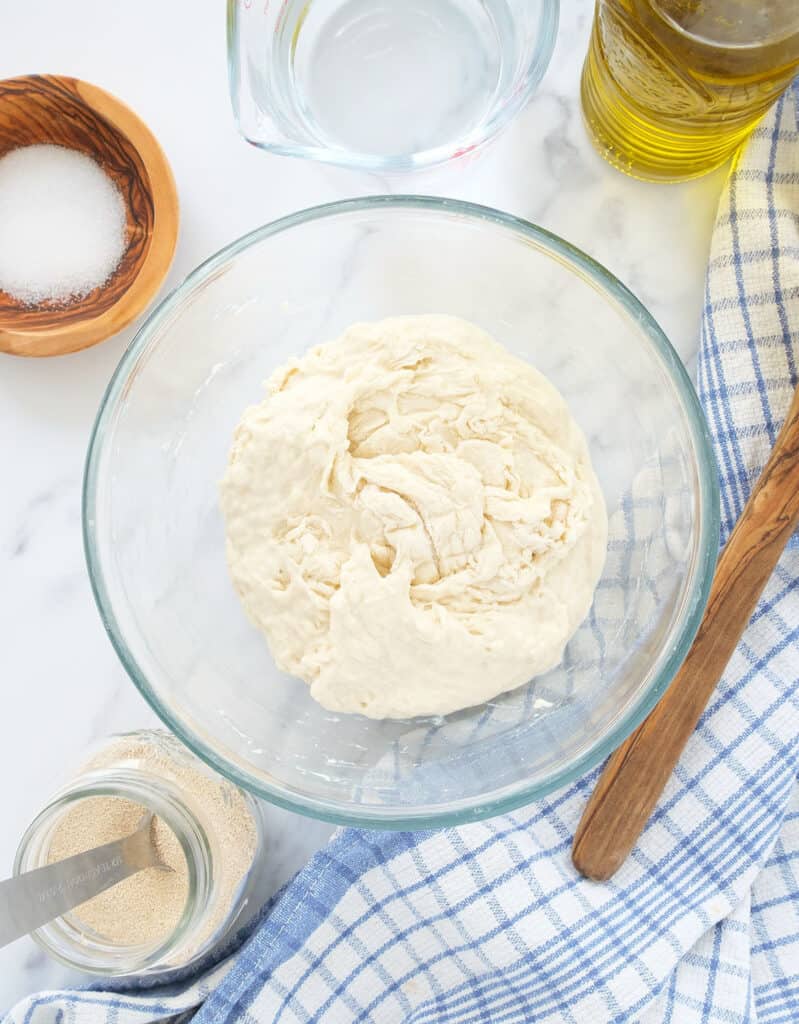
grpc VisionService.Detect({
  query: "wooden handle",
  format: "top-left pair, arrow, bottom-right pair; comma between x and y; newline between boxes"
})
572,385 -> 799,881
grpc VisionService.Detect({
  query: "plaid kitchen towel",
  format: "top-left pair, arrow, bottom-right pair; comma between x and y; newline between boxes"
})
6,82 -> 799,1024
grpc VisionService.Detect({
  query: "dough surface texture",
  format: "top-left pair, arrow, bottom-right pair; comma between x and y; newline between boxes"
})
220,316 -> 607,719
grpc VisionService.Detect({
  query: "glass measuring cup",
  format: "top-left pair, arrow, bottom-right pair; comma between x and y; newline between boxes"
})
227,0 -> 558,171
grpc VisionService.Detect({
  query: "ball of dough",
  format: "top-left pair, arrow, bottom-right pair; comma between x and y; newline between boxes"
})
220,316 -> 607,719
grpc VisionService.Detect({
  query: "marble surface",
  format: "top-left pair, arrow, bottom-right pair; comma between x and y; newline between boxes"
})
0,0 -> 727,1010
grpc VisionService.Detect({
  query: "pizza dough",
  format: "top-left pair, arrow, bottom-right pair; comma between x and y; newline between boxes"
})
220,316 -> 607,719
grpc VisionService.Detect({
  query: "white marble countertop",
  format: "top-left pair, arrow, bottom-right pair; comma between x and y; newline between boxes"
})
0,0 -> 728,1009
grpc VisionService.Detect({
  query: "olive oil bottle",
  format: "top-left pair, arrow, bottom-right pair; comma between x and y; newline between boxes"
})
581,0 -> 799,181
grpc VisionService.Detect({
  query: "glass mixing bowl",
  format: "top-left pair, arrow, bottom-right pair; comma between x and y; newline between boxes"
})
84,197 -> 719,828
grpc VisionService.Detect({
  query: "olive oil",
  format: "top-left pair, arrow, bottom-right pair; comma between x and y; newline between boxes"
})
581,0 -> 799,181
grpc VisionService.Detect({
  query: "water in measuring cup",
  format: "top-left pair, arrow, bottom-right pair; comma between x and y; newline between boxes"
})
288,0 -> 514,159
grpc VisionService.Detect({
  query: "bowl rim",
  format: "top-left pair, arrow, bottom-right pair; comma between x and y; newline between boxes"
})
83,195 -> 720,829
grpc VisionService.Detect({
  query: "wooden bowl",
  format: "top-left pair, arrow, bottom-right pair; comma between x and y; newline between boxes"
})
0,75 -> 179,357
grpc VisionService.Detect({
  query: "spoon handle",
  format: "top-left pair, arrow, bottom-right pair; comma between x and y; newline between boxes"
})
572,385 -> 799,882
0,816 -> 158,948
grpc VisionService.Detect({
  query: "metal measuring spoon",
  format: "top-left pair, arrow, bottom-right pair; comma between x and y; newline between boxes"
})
0,813 -> 169,948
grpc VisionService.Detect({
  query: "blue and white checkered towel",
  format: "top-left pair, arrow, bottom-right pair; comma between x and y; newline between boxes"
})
7,82 -> 799,1024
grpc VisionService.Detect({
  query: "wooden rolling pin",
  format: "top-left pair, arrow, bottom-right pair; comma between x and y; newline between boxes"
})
572,384 -> 799,881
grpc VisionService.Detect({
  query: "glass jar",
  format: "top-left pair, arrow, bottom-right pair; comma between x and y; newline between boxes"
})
14,730 -> 265,977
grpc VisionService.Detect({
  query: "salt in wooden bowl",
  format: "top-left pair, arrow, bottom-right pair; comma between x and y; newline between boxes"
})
0,75 -> 179,357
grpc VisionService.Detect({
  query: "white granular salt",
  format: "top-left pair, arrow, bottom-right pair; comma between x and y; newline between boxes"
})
0,144 -> 127,306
